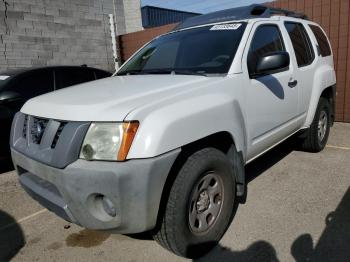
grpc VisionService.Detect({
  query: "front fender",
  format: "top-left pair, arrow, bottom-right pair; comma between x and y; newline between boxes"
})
126,92 -> 247,160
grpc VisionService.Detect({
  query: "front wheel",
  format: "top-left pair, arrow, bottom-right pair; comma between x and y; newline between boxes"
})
300,97 -> 331,152
153,148 -> 237,258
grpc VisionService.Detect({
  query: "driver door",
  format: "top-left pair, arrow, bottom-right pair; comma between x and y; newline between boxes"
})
243,22 -> 300,160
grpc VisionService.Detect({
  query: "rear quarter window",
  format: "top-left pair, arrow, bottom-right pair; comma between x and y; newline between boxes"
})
309,25 -> 332,57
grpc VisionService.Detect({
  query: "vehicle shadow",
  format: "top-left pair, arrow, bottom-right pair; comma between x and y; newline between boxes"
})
0,158 -> 14,173
128,139 -> 297,259
245,138 -> 295,184
0,210 -> 25,261
195,140 -> 349,262
191,140 -> 295,261
236,137 -> 296,204
291,187 -> 350,262
194,188 -> 349,262
194,241 -> 279,262
0,145 -> 14,173
256,75 -> 285,100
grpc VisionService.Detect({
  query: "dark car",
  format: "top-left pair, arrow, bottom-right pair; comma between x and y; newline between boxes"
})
0,66 -> 111,166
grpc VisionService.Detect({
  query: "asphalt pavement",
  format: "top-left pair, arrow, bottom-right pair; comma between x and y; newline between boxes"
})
0,123 -> 349,262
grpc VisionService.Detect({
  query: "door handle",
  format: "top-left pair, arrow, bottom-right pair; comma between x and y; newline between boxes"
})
288,79 -> 298,88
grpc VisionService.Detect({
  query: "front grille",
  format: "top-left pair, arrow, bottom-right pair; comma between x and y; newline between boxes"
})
51,122 -> 67,149
30,117 -> 49,144
22,115 -> 28,138
12,112 -> 90,169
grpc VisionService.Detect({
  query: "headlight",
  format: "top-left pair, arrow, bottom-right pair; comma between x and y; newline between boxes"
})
80,122 -> 139,161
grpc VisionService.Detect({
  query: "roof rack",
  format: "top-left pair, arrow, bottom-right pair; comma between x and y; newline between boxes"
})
174,4 -> 309,31
269,7 -> 308,20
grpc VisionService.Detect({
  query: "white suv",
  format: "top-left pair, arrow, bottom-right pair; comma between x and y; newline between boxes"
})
10,4 -> 336,258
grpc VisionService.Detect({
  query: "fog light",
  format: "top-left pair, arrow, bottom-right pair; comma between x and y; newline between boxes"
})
87,194 -> 119,222
101,196 -> 117,217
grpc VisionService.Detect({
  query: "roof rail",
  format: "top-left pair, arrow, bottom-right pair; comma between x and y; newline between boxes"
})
269,7 -> 308,20
174,4 -> 309,31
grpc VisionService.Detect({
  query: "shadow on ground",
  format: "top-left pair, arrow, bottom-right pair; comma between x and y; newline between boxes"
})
195,140 -> 350,262
193,140 -> 294,262
0,144 -> 14,175
0,210 -> 25,261
291,187 -> 350,262
1,139 -> 348,262
0,156 -> 14,173
0,136 -> 13,173
129,140 -> 294,261
245,138 -> 295,184
194,241 -> 279,262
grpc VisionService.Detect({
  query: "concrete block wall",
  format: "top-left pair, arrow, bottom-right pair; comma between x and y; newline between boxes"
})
0,0 -> 142,72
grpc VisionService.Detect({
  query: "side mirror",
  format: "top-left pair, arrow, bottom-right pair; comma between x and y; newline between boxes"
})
251,51 -> 290,77
0,91 -> 21,104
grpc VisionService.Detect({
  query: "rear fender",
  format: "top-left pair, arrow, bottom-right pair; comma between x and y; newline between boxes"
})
304,64 -> 336,127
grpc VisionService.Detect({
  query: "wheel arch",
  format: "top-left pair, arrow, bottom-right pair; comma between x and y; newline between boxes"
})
320,85 -> 336,125
153,131 -> 245,232
304,64 -> 336,127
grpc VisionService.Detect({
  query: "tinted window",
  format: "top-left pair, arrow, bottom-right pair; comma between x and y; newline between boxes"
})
94,69 -> 112,79
248,24 -> 285,74
0,76 -> 12,91
309,25 -> 331,57
55,68 -> 95,89
285,22 -> 314,67
10,70 -> 54,99
118,23 -> 247,75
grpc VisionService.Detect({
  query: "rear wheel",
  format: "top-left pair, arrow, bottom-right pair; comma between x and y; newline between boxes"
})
153,148 -> 237,258
300,97 -> 331,152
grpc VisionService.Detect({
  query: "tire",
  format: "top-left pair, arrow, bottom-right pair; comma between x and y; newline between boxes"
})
152,147 -> 236,258
300,97 -> 331,152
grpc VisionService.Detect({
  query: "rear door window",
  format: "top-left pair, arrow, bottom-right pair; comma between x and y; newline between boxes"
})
285,22 -> 315,67
309,25 -> 331,57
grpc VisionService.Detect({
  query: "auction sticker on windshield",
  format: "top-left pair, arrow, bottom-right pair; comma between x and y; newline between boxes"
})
0,76 -> 10,80
210,23 -> 242,31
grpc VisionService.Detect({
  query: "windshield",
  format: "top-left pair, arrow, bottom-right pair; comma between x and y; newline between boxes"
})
117,23 -> 247,76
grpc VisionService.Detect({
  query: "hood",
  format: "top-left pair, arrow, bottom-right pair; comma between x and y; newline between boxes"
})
21,75 -> 216,121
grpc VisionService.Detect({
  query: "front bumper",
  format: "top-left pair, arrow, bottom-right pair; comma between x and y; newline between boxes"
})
11,148 -> 180,234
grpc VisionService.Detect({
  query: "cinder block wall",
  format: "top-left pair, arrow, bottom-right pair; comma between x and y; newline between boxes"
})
0,0 -> 142,72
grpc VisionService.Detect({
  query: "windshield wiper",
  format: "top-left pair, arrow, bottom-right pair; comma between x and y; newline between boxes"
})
142,69 -> 173,75
117,69 -> 172,76
172,69 -> 208,77
117,69 -> 208,77
117,70 -> 143,76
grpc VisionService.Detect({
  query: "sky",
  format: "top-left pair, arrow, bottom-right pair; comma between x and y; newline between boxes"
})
141,0 -> 273,14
